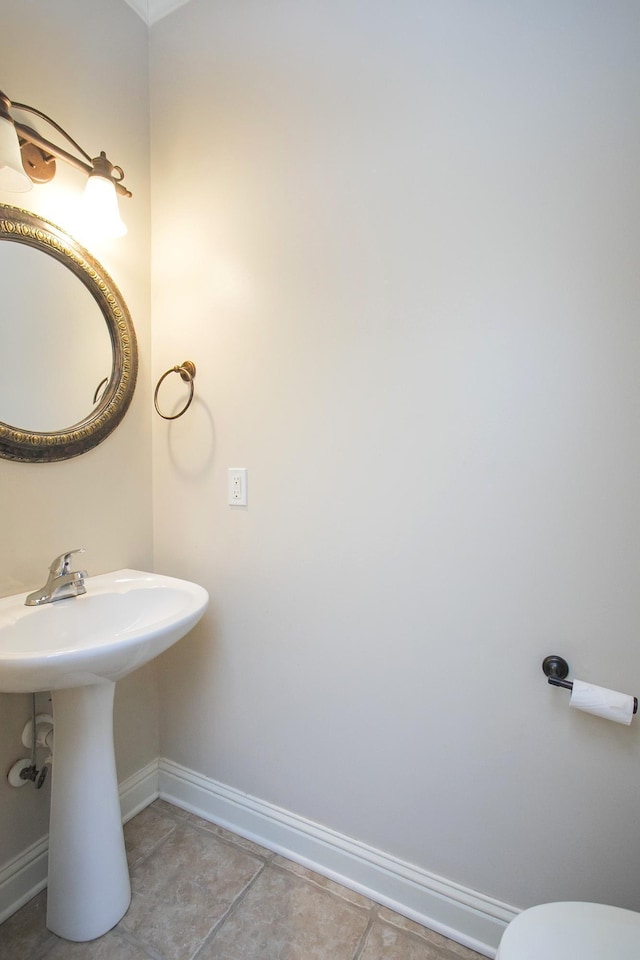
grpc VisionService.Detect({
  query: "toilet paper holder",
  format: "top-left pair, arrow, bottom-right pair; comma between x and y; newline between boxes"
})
542,655 -> 638,714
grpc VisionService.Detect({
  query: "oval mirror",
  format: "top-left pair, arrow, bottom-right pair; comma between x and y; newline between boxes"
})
0,204 -> 137,462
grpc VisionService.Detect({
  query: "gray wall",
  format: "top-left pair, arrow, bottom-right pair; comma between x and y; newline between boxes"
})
150,0 -> 640,912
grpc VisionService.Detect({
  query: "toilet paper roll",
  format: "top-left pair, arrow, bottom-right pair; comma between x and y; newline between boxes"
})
570,679 -> 635,725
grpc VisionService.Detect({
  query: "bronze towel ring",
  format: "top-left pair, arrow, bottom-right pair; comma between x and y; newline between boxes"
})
154,361 -> 196,420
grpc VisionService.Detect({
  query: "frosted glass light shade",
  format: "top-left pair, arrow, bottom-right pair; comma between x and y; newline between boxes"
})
83,173 -> 127,238
0,115 -> 32,192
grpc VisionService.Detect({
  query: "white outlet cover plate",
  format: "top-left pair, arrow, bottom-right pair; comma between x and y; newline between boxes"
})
228,468 -> 248,506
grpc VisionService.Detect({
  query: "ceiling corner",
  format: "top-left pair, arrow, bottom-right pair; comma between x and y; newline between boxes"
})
121,0 -> 150,25
148,0 -> 192,25
121,0 -> 192,26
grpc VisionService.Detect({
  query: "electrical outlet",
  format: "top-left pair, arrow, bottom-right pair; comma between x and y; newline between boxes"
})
228,468 -> 248,506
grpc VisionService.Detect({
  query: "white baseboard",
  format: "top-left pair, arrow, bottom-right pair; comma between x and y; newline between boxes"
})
0,756 -> 515,956
158,758 -> 516,958
0,760 -> 159,925
0,836 -> 49,925
120,759 -> 160,823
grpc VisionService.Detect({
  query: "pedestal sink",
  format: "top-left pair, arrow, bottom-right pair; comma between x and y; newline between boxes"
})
0,569 -> 208,941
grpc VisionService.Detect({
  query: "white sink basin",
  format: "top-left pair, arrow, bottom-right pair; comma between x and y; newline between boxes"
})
0,569 -> 209,693
0,567 -> 208,942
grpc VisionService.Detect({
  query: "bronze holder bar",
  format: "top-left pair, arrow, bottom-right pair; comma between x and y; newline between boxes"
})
154,362 -> 197,420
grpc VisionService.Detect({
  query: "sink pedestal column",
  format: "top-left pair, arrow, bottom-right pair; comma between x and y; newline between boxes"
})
47,682 -> 131,941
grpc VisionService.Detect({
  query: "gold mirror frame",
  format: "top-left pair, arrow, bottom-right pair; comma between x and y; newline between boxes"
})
0,204 -> 137,463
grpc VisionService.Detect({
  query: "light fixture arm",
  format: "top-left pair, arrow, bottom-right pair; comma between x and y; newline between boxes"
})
11,98 -> 93,164
0,90 -> 132,198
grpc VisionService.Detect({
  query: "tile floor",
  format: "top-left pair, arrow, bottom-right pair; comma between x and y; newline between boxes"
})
0,800 -> 486,960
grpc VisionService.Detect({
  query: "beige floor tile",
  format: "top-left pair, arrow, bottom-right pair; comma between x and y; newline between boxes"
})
182,812 -> 275,860
151,799 -> 273,859
271,855 -> 374,910
151,798 -> 191,821
0,891 -> 57,960
44,929 -> 152,960
359,921 -> 476,960
120,822 -> 262,960
124,803 -> 177,867
377,908 -> 485,959
0,802 -> 489,960
198,865 -> 370,960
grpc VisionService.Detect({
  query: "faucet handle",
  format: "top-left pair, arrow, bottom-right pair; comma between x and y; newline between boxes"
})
49,548 -> 85,576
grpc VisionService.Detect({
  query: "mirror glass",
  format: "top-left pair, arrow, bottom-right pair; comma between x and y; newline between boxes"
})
1,244 -> 113,431
0,205 -> 137,462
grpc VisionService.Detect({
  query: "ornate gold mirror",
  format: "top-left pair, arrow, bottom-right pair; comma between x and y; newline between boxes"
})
0,204 -> 137,462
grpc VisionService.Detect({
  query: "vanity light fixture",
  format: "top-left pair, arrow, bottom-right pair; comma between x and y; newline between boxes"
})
0,89 -> 131,238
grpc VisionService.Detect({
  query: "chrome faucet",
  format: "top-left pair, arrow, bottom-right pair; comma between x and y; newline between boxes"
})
25,549 -> 88,606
